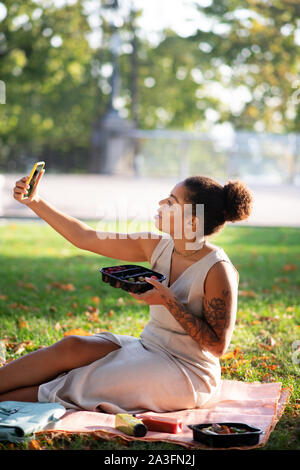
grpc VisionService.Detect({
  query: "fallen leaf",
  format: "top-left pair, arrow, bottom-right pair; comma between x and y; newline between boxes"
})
282,264 -> 297,271
18,281 -> 37,291
91,296 -> 100,304
0,294 -> 8,300
14,343 -> 26,355
8,302 -> 19,309
63,328 -> 93,337
50,282 -> 76,291
250,320 -> 261,325
266,364 -> 278,370
5,340 -> 34,355
19,304 -> 29,311
85,305 -> 98,313
258,315 -> 280,322
220,347 -> 242,361
17,319 -> 28,329
29,439 -> 42,450
85,310 -> 100,322
220,351 -> 235,361
261,373 -> 272,382
238,290 -> 256,298
258,343 -> 273,351
94,328 -> 109,334
286,306 -> 295,312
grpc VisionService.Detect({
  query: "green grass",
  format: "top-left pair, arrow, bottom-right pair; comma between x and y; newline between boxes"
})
0,221 -> 299,450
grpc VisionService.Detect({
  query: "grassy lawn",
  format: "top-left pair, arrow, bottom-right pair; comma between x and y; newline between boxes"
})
0,221 -> 299,451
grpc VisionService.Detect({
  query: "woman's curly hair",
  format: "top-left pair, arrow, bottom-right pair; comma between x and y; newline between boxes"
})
182,176 -> 253,236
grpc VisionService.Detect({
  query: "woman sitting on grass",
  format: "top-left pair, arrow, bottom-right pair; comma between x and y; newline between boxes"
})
0,172 -> 253,414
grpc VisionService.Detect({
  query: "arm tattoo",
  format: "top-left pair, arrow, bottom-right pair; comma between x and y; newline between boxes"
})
162,289 -> 230,354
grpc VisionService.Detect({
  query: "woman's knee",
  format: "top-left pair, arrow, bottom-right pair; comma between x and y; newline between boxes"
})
53,335 -> 84,366
53,335 -> 120,368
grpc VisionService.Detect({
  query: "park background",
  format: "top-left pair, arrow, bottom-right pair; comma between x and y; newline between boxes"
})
0,0 -> 299,451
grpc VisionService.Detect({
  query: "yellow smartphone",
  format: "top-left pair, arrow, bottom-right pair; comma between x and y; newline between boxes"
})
22,161 -> 45,199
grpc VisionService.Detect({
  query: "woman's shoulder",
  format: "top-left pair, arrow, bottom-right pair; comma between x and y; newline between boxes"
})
203,252 -> 240,295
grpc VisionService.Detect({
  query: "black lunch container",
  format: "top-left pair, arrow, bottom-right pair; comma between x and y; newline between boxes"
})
188,422 -> 262,448
99,265 -> 166,294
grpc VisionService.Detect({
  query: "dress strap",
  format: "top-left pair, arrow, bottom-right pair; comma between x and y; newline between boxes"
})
150,235 -> 172,268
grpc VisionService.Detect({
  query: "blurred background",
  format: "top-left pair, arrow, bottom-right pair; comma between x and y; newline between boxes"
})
0,0 -> 299,226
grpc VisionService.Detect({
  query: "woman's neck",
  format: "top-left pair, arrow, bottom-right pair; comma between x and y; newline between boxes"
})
172,238 -> 207,257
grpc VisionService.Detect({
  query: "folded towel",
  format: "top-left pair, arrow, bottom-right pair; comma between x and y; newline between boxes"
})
0,401 -> 66,443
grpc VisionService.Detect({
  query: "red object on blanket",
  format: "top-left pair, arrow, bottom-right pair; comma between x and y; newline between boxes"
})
136,415 -> 183,433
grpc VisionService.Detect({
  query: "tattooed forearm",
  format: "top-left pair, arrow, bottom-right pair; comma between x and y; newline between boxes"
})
162,290 -> 231,356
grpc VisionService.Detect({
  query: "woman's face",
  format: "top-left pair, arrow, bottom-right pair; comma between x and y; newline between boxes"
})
154,182 -> 199,240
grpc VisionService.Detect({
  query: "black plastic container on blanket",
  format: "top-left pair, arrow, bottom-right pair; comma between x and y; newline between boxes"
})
188,422 -> 262,448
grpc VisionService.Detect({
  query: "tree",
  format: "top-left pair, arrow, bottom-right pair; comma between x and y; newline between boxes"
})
0,0 -> 101,171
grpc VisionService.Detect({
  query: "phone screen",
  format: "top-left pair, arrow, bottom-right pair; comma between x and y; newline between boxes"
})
24,161 -> 45,198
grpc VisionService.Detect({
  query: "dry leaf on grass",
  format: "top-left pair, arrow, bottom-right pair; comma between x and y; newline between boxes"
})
47,282 -> 76,292
238,290 -> 256,298
220,347 -> 242,361
282,264 -> 297,271
29,439 -> 42,450
17,318 -> 29,329
17,281 -> 38,291
85,310 -> 100,322
63,328 -> 93,337
286,306 -> 295,312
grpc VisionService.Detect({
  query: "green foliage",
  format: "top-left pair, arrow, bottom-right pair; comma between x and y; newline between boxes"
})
0,0 -> 299,171
0,0 -> 105,170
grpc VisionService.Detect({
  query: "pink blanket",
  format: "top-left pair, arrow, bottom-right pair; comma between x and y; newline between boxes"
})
37,380 -> 291,449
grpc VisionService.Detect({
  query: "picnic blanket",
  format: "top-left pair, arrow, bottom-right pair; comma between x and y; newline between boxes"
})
36,380 -> 291,450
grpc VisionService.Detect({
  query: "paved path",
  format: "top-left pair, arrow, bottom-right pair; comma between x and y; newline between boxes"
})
1,174 -> 300,227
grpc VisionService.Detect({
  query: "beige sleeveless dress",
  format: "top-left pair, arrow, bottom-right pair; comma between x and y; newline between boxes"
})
38,235 -> 239,414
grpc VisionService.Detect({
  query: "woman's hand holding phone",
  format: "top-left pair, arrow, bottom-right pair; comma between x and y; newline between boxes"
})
13,170 -> 45,206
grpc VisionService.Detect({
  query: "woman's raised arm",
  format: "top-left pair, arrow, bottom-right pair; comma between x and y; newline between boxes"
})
14,175 -> 161,262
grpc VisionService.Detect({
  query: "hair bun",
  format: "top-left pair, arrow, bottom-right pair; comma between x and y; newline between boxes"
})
223,180 -> 253,222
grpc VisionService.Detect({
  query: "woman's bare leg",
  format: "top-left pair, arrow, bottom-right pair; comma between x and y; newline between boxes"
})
0,335 -> 120,395
0,385 -> 39,402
